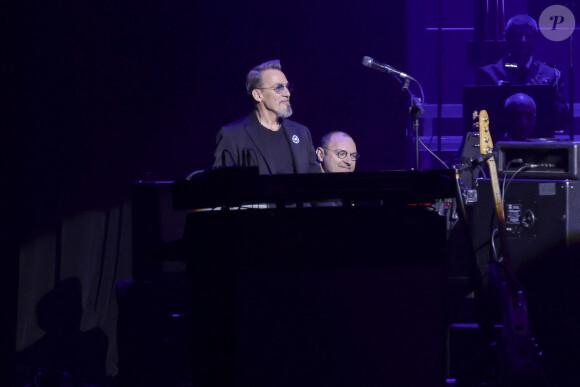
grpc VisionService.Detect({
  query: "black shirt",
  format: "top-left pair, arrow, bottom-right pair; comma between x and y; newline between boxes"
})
251,116 -> 295,174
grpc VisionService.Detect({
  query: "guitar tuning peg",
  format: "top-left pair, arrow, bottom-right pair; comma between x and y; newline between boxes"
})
473,122 -> 479,129
472,111 -> 479,120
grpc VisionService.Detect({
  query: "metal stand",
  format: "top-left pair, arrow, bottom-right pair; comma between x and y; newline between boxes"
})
569,15 -> 574,140
402,78 -> 425,170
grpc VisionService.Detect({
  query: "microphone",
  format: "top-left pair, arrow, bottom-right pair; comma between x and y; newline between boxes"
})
362,56 -> 410,79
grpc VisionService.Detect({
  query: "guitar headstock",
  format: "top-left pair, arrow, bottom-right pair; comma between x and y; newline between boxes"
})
473,110 -> 493,156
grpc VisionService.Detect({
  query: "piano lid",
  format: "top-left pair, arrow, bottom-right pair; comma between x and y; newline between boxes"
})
171,167 -> 457,210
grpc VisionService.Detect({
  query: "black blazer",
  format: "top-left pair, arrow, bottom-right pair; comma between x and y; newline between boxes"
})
213,112 -> 321,174
475,57 -> 569,132
475,57 -> 561,87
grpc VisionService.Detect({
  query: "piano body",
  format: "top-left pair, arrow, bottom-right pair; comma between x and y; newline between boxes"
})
129,168 -> 477,386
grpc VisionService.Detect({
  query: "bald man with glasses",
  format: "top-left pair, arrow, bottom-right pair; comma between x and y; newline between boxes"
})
316,131 -> 359,173
212,59 -> 320,175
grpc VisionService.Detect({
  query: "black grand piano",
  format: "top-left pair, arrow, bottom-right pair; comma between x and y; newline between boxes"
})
130,168 -> 472,386
171,166 -> 458,209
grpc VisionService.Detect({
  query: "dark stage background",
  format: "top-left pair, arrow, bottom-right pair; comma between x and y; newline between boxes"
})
14,0 -> 410,227
6,0 -> 410,383
6,0 -> 580,384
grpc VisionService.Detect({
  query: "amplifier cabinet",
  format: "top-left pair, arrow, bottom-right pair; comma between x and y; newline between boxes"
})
471,178 -> 580,343
496,141 -> 580,180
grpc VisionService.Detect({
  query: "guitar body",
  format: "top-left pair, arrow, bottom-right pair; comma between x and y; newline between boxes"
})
488,262 -> 540,384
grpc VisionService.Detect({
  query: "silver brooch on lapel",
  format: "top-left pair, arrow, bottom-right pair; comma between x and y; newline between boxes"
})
292,135 -> 300,144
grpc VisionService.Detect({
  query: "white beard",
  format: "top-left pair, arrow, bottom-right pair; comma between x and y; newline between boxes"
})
278,104 -> 293,118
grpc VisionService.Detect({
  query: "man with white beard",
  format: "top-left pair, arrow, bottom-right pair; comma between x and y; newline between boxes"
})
213,59 -> 320,175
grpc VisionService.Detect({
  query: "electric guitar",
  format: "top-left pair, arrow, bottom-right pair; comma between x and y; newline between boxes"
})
475,110 -> 541,383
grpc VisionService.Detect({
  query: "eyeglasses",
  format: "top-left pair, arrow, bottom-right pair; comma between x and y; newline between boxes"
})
322,147 -> 360,161
256,83 -> 294,94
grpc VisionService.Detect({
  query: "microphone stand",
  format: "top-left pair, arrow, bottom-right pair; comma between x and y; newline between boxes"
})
568,1 -> 575,140
400,78 -> 425,170
365,58 -> 426,170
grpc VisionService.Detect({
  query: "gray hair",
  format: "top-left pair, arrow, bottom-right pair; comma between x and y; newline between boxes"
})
506,14 -> 538,35
246,59 -> 282,96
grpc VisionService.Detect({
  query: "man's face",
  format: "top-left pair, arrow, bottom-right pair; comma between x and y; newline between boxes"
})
507,24 -> 536,62
316,134 -> 357,173
505,102 -> 536,140
255,69 -> 292,118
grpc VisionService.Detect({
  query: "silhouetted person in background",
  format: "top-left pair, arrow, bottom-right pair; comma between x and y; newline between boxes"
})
501,92 -> 537,140
476,14 -> 560,87
15,277 -> 109,387
476,14 -> 569,133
